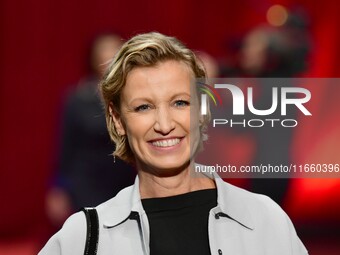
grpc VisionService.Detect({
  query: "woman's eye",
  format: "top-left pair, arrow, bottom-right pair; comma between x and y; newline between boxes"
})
134,104 -> 151,112
174,100 -> 190,107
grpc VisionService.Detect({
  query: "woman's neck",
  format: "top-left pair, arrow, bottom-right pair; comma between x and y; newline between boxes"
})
138,164 -> 216,199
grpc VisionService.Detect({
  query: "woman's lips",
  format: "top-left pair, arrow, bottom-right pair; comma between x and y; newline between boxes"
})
148,137 -> 184,149
151,138 -> 181,147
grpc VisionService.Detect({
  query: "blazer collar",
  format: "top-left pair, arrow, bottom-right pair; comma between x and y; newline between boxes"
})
213,172 -> 255,230
101,176 -> 145,228
102,171 -> 254,230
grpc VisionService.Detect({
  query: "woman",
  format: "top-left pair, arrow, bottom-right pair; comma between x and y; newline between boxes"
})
39,32 -> 308,255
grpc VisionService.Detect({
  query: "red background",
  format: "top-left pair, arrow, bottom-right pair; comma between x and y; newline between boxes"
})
1,0 -> 340,253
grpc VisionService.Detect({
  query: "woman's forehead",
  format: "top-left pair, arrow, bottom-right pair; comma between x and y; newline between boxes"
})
122,60 -> 193,97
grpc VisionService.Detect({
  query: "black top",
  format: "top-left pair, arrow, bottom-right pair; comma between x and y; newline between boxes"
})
142,188 -> 217,255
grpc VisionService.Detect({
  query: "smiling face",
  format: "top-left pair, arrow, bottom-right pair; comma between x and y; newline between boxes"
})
111,60 -> 201,176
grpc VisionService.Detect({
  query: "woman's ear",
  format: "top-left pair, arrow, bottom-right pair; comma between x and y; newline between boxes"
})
109,103 -> 126,136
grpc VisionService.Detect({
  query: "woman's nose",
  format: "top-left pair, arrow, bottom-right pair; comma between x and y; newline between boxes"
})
153,107 -> 175,135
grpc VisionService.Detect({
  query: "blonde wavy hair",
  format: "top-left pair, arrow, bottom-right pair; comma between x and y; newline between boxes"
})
100,32 -> 208,163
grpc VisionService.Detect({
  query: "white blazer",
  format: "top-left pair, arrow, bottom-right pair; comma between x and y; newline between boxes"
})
39,173 -> 308,255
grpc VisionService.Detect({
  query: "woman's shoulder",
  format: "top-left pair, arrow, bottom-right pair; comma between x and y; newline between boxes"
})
218,179 -> 290,225
39,184 -> 136,254
218,179 -> 308,254
38,212 -> 87,255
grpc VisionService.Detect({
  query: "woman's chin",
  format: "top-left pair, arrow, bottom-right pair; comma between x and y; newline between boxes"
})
139,157 -> 191,177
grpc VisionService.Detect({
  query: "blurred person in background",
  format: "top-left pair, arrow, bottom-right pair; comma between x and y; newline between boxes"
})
238,13 -> 310,204
240,25 -> 309,77
196,51 -> 220,78
46,33 -> 136,227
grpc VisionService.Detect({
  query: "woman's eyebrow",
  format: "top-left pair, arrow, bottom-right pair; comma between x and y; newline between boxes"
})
170,92 -> 191,99
126,97 -> 153,105
126,92 -> 191,104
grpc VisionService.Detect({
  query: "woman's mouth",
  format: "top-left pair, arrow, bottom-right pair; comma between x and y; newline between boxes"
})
151,138 -> 181,147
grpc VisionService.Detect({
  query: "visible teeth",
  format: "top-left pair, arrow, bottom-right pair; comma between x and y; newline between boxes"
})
152,138 -> 181,147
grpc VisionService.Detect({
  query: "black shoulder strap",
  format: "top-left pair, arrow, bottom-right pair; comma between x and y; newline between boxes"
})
82,207 -> 99,255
